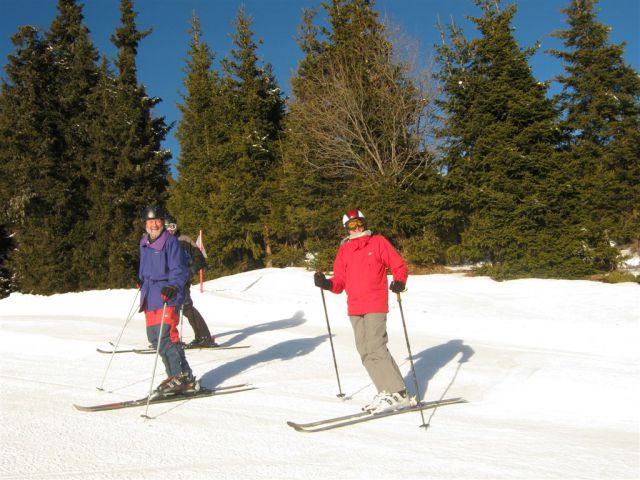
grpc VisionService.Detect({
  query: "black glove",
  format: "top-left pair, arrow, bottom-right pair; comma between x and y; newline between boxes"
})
314,272 -> 333,290
160,285 -> 178,302
389,280 -> 406,293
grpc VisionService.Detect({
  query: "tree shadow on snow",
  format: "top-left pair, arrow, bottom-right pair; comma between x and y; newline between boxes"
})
199,334 -> 327,388
404,339 -> 474,401
213,310 -> 306,347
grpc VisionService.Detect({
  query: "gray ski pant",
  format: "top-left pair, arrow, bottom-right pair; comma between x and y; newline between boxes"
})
349,312 -> 406,394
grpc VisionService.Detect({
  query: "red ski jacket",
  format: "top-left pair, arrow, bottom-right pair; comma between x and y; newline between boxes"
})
329,234 -> 408,316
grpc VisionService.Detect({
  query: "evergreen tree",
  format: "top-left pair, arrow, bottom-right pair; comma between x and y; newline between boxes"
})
168,13 -> 225,264
550,0 -> 640,250
180,6 -> 285,275
80,59 -> 118,288
82,0 -> 172,288
219,6 -> 285,271
435,0 -> 594,278
0,0 -> 99,294
170,7 -> 285,275
0,26 -> 52,293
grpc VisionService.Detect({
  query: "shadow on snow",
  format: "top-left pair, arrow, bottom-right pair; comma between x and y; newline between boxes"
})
214,310 -> 306,347
404,339 -> 474,400
200,335 -> 327,388
199,310 -> 328,388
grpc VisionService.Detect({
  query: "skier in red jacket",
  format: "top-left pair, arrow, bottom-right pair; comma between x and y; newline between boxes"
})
314,209 -> 413,414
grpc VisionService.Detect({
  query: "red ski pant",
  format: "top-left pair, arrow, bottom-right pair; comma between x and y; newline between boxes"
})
145,306 -> 191,377
145,306 -> 180,343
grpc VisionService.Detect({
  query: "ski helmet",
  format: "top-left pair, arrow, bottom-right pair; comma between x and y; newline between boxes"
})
142,205 -> 166,221
342,209 -> 366,231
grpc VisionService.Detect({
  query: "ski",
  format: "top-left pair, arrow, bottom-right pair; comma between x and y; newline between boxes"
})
287,397 -> 466,433
97,344 -> 249,355
133,344 -> 250,354
74,383 -> 255,412
96,347 -> 137,354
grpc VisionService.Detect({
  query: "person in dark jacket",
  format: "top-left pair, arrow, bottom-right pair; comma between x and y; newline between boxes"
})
314,209 -> 412,414
139,205 -> 196,395
165,215 -> 216,348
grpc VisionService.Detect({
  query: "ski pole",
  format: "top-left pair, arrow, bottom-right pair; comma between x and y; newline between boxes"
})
141,301 -> 168,419
320,287 -> 345,399
396,292 -> 428,429
97,287 -> 140,391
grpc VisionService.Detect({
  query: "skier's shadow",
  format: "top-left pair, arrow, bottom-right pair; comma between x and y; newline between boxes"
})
404,339 -> 474,399
215,311 -> 306,347
200,334 -> 327,388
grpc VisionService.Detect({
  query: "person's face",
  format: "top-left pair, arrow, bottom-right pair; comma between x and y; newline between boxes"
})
165,222 -> 177,235
145,218 -> 164,240
346,218 -> 365,233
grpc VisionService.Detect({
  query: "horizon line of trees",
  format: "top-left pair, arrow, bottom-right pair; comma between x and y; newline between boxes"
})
1,0 -> 638,297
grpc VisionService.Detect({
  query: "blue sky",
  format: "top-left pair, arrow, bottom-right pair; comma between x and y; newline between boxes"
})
1,0 -> 638,174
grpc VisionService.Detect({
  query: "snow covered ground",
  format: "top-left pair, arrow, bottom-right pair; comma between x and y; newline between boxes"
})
0,267 -> 638,479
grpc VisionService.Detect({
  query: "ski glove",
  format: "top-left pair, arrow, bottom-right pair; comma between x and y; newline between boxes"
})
314,272 -> 333,290
389,280 -> 406,293
160,285 -> 178,302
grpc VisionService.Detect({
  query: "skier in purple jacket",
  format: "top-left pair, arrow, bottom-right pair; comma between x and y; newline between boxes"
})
138,205 -> 196,395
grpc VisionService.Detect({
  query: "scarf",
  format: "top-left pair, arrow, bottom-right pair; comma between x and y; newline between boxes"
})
341,229 -> 372,245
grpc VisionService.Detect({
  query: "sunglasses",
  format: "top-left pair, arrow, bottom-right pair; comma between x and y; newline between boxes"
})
345,218 -> 365,230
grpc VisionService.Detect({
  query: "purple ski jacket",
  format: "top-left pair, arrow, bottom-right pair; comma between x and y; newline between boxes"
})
138,229 -> 189,312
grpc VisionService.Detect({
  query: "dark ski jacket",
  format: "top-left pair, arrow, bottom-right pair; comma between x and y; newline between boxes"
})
138,229 -> 189,311
175,231 -> 206,278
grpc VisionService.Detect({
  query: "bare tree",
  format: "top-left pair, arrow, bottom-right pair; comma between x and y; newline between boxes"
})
288,19 -> 437,188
